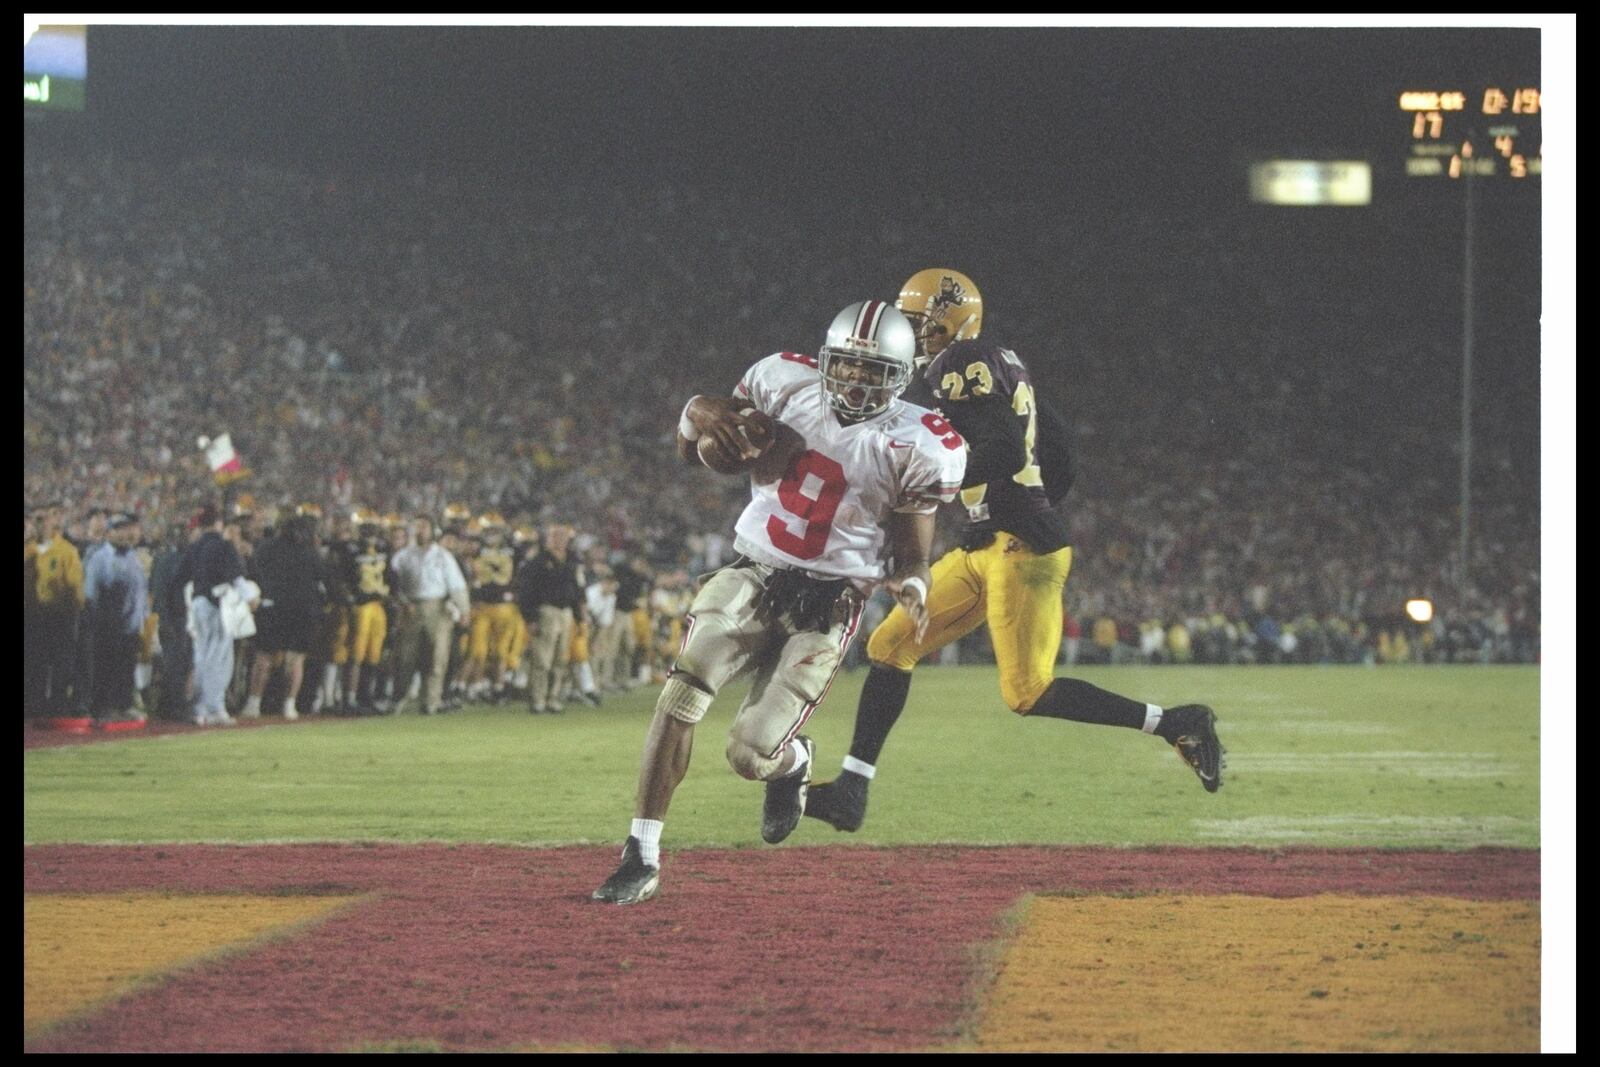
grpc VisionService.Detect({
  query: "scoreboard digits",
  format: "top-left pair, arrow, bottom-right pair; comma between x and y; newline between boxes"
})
1401,86 -> 1541,179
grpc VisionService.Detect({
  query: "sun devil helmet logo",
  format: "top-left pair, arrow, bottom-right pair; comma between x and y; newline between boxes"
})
933,276 -> 968,319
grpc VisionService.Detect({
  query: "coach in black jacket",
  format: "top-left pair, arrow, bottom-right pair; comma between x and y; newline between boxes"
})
243,516 -> 326,719
517,524 -> 586,713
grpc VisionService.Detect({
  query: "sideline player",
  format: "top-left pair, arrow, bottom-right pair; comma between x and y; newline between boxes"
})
344,508 -> 392,713
592,300 -> 965,904
464,512 -> 520,702
803,270 -> 1224,837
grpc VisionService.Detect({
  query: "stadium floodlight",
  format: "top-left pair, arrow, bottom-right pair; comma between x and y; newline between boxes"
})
1248,160 -> 1371,206
1405,599 -> 1435,624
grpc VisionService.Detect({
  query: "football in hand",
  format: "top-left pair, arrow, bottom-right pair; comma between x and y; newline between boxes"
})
698,409 -> 804,480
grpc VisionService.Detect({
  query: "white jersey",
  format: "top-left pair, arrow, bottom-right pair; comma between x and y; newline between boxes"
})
728,352 -> 966,585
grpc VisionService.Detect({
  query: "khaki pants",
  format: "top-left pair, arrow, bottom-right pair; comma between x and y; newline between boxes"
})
591,615 -> 622,689
528,605 -> 574,709
395,600 -> 455,713
675,563 -> 864,780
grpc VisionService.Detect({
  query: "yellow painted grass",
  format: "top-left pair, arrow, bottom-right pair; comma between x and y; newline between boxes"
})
976,894 -> 1539,1053
24,893 -> 360,1033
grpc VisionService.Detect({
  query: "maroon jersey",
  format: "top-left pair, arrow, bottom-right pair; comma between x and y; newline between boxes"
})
926,339 -> 1071,554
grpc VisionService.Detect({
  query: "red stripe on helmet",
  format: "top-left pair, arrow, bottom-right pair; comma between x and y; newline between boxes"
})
854,300 -> 885,344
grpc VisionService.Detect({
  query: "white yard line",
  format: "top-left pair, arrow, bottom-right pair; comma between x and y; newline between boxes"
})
1191,813 -> 1537,844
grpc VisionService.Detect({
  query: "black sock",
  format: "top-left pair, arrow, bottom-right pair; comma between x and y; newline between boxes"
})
1026,677 -> 1147,730
848,665 -> 913,765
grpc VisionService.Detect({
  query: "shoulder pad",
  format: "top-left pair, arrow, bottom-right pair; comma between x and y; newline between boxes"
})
926,340 -> 1029,402
736,351 -> 819,411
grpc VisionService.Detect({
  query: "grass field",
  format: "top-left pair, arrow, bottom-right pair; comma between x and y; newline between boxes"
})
24,665 -> 1539,848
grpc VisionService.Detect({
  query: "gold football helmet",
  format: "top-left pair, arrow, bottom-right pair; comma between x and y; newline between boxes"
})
475,512 -> 508,543
896,268 -> 983,364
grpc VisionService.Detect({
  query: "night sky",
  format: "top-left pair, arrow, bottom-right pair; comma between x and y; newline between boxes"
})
48,24 -> 1545,210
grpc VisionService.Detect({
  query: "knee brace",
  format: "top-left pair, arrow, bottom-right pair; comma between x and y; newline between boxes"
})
657,673 -> 714,725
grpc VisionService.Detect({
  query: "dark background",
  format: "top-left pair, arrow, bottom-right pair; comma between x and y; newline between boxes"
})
48,26 -> 1542,207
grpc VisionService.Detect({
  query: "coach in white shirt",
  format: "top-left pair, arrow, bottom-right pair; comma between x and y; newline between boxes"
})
585,568 -> 623,692
391,517 -> 471,715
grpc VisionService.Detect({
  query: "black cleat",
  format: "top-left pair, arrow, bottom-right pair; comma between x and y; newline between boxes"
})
804,768 -> 870,832
1159,704 -> 1226,793
761,735 -> 814,844
591,836 -> 660,904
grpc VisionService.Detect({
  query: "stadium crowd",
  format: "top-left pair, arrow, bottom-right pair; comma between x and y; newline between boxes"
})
24,152 -> 1540,723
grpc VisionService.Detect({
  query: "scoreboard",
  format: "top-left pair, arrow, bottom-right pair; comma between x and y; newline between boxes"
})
23,23 -> 87,113
1400,86 -> 1541,179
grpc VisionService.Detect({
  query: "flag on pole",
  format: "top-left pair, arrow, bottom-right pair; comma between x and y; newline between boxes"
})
196,434 -> 251,486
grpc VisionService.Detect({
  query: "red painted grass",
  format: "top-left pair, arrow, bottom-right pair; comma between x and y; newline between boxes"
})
24,715 -> 344,750
23,844 -> 1539,1053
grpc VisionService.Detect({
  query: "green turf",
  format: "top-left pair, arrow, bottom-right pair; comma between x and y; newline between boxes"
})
23,665 -> 1539,848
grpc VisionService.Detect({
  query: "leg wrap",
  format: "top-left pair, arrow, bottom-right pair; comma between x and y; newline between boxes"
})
658,673 -> 714,725
725,731 -> 784,781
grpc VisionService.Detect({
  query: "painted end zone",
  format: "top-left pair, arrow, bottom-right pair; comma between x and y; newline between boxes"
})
25,893 -> 360,1033
977,894 -> 1539,1052
23,845 -> 1539,1053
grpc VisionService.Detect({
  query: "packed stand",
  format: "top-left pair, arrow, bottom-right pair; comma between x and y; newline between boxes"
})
23,152 -> 1540,725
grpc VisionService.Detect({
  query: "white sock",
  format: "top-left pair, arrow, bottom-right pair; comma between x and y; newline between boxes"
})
787,737 -> 811,775
576,662 -> 596,693
243,694 -> 262,716
1142,703 -> 1164,734
630,818 -> 663,867
322,664 -> 338,701
841,755 -> 877,779
134,663 -> 152,690
282,699 -> 298,718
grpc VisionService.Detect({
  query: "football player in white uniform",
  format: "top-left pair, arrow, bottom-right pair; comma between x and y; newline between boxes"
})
593,301 -> 966,905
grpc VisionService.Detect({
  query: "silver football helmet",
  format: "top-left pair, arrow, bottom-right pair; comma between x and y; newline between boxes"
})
817,300 -> 916,419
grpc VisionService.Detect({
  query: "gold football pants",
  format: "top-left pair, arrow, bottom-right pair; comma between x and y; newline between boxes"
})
509,614 -> 529,670
866,534 -> 1073,713
323,605 -> 351,665
350,601 -> 388,667
468,602 -> 521,675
